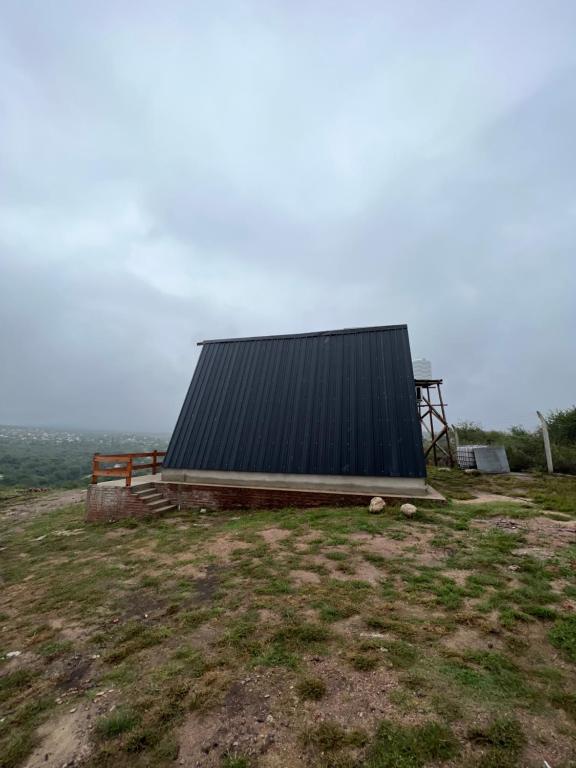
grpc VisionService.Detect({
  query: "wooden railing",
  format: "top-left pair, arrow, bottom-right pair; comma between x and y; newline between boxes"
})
91,451 -> 166,487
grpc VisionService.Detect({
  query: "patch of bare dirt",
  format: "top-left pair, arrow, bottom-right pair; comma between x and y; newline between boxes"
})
206,535 -> 251,563
2,650 -> 38,672
550,581 -> 576,612
130,543 -> 159,559
178,670 -> 287,766
48,617 -> 94,643
292,532 -> 325,553
176,562 -> 206,578
459,493 -> 533,505
23,704 -> 92,768
104,528 -> 132,539
512,547 -> 551,561
303,554 -> 346,579
258,608 -> 279,623
260,528 -> 291,547
475,515 -> 576,553
441,626 -> 503,653
187,620 -> 221,649
117,590 -> 166,620
338,560 -> 383,585
332,615 -> 365,636
296,654 -> 401,724
0,488 -> 86,523
551,578 -> 570,594
442,569 -> 469,586
352,529 -> 445,567
178,659 -> 403,768
290,570 -> 321,586
523,516 -> 576,549
513,711 -> 576,768
193,564 -> 223,604
163,518 -> 192,529
54,655 -> 94,691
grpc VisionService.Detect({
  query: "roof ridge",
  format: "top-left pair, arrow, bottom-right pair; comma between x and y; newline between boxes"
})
198,324 -> 407,345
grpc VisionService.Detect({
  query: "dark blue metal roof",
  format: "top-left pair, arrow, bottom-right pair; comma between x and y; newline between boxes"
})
164,324 -> 425,478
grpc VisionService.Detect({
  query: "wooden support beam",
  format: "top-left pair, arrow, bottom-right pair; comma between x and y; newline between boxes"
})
416,380 -> 454,467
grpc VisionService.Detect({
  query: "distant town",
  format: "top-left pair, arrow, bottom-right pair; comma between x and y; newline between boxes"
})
0,425 -> 169,488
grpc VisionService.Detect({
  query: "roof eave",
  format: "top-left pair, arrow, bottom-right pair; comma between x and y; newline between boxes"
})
198,323 -> 408,346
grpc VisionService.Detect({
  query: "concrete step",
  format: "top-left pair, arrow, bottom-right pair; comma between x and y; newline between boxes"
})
145,497 -> 171,509
131,483 -> 157,495
137,491 -> 163,501
151,504 -> 177,514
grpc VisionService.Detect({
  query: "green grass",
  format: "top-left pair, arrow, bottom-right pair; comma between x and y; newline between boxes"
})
302,720 -> 367,752
439,651 -> 536,706
273,621 -> 330,645
96,708 -> 141,739
550,691 -> 576,722
349,651 -> 379,671
102,621 -> 172,663
428,466 -> 576,513
221,755 -> 252,768
549,615 -> 576,662
0,670 -> 35,703
0,728 -> 38,768
381,639 -> 418,669
38,639 -> 73,659
0,695 -> 52,768
364,720 -> 459,768
468,717 -> 525,767
316,601 -> 356,622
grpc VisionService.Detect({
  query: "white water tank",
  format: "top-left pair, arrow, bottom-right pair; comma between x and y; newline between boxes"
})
412,358 -> 432,379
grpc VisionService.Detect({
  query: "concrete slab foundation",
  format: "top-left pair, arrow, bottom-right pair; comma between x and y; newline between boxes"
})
161,469 -> 427,496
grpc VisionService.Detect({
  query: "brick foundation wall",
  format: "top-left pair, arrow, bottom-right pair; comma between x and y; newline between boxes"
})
86,481 -> 445,523
160,482 -> 376,511
159,482 -> 442,511
162,483 -> 446,509
86,485 -> 149,522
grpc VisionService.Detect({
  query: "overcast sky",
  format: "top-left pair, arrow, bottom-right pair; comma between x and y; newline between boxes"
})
1,1 -> 575,434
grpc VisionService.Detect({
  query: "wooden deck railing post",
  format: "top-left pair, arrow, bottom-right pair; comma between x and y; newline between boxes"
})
126,457 -> 133,487
91,454 -> 99,484
152,449 -> 158,475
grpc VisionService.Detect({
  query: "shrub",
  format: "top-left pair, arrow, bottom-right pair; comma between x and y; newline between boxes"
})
453,414 -> 576,475
548,407 -> 576,445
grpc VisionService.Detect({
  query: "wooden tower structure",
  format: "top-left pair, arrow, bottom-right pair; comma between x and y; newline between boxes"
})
415,379 -> 454,467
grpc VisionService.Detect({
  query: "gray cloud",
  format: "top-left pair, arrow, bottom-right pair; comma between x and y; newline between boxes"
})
1,1 -> 575,432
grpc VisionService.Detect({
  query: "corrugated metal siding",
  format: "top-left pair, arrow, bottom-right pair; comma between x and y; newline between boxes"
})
164,325 -> 426,478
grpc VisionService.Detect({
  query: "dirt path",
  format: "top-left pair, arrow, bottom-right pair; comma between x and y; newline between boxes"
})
0,488 -> 86,522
